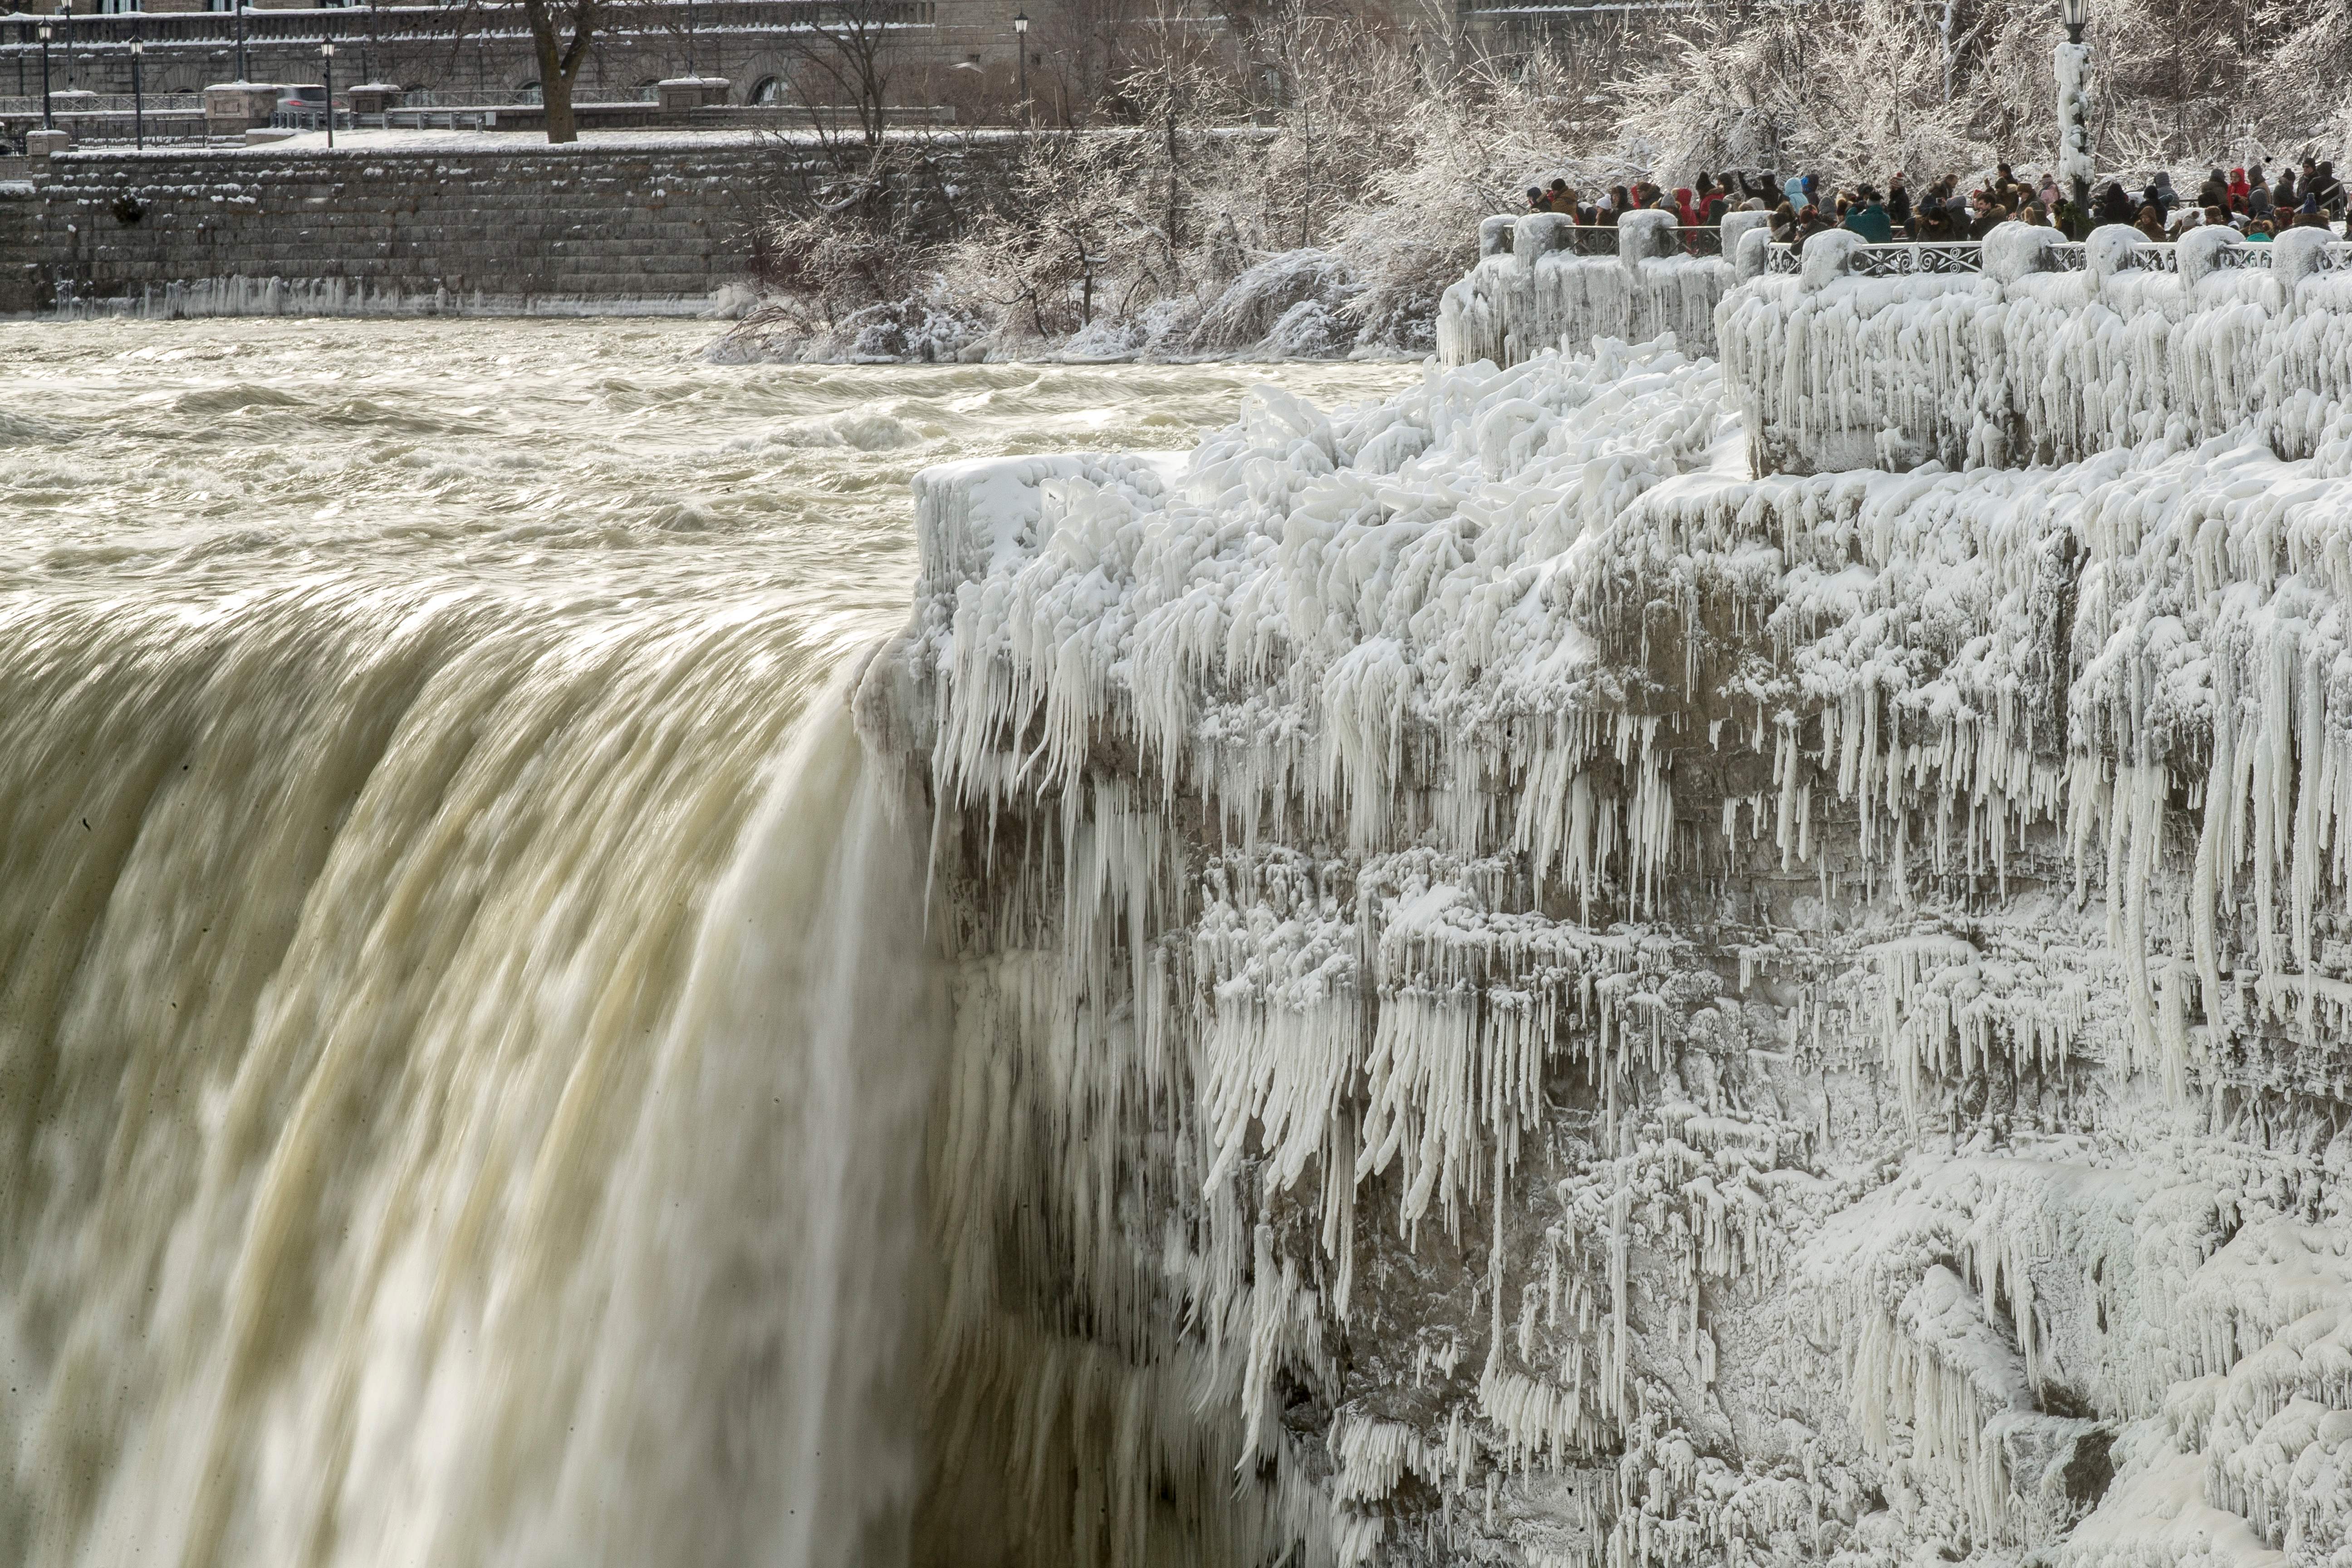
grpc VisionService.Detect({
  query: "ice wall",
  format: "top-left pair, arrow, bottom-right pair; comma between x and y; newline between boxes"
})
1721,222 -> 2352,475
1438,210 -> 1742,369
876,336 -> 2352,1568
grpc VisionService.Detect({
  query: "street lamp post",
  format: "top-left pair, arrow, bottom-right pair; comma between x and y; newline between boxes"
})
1013,10 -> 1027,127
320,40 -> 335,147
235,3 -> 247,85
130,36 -> 147,150
37,20 -> 53,131
2055,0 -> 2092,220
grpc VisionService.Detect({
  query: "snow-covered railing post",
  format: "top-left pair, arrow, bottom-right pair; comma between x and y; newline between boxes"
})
1480,216 -> 1519,259
1616,209 -> 1677,270
1723,212 -> 1773,283
1514,212 -> 1576,266
1978,220 -> 2065,284
1795,229 -> 1865,291
2271,227 -> 2342,297
2174,224 -> 2249,288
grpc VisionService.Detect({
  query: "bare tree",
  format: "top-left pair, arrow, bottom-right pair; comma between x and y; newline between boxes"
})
509,0 -> 615,143
780,0 -> 904,146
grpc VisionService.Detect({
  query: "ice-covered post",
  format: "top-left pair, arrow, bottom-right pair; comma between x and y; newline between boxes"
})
2055,0 -> 2093,219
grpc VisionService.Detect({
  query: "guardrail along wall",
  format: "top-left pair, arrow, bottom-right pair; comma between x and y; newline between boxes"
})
1436,208 -> 1761,367
1720,221 -> 2352,475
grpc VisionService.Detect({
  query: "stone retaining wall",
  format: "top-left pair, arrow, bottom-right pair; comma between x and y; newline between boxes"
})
0,135 -> 836,315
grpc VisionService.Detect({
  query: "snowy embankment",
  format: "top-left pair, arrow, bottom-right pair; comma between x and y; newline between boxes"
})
865,329 -> 2352,1568
1436,209 -> 1750,368
1723,222 -> 2352,474
709,247 -> 1400,364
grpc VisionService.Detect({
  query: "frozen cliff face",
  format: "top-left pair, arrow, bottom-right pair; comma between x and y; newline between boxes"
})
1720,223 -> 2352,475
867,335 -> 2352,1568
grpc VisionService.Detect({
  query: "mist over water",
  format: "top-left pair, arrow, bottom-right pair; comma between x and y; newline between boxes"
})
0,317 -> 1418,1568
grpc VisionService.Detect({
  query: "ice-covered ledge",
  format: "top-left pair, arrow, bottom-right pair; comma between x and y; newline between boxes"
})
1437,208 -> 1765,367
1722,221 -> 2352,474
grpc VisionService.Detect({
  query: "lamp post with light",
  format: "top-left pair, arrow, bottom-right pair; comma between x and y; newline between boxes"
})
2055,0 -> 2092,220
320,40 -> 335,147
37,20 -> 54,131
1013,10 -> 1028,127
130,34 -> 144,151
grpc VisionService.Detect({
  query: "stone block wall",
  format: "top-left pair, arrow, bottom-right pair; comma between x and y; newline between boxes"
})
0,137 -> 813,314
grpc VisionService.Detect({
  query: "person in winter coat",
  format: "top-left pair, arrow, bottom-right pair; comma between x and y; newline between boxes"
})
2145,172 -> 2180,212
2312,162 -> 2345,216
2135,204 -> 2167,240
1527,186 -> 1550,213
1672,187 -> 1700,227
1886,172 -> 1912,234
2198,169 -> 2229,210
1770,201 -> 1798,242
2097,181 -> 2136,225
2248,177 -> 2273,220
2228,167 -> 2252,205
1547,179 -> 1577,213
1843,188 -> 1894,242
2274,168 -> 2298,211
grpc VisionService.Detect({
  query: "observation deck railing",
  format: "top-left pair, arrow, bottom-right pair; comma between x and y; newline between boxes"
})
1479,220 -> 1726,259
1760,231 -> 2352,279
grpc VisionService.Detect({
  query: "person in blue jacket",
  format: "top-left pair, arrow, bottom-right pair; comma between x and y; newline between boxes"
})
1842,186 -> 1894,243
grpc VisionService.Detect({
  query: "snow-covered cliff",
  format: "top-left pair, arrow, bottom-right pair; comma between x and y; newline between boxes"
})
867,329 -> 2352,1568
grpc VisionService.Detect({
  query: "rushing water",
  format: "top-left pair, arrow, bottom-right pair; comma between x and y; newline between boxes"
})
0,317 -> 1419,1568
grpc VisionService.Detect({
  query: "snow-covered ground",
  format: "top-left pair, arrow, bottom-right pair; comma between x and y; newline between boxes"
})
867,310 -> 2352,1567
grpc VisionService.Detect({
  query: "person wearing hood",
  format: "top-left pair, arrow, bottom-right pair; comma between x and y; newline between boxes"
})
2198,168 -> 2229,210
1843,186 -> 1893,242
1886,172 -> 1912,234
2228,167 -> 2252,205
2275,167 -> 2298,210
1673,186 -> 1700,227
2248,176 -> 2273,220
2097,181 -> 2136,225
2145,171 -> 2179,212
2312,162 -> 2345,217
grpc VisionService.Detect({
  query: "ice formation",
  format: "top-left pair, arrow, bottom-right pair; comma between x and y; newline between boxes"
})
867,303 -> 2352,1567
1438,211 -> 1736,369
1720,222 -> 2352,475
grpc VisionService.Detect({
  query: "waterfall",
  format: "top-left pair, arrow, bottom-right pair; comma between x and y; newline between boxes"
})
0,582 -> 946,1568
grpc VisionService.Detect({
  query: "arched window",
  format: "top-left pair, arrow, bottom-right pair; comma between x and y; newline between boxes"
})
635,79 -> 662,102
516,81 -> 543,104
751,76 -> 782,105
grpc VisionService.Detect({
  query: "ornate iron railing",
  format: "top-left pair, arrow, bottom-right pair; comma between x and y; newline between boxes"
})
1759,237 -> 2352,277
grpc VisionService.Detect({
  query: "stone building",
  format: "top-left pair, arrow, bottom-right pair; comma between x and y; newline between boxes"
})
0,0 -> 1050,122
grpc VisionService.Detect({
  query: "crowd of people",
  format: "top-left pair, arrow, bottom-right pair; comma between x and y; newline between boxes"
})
1523,155 -> 2351,245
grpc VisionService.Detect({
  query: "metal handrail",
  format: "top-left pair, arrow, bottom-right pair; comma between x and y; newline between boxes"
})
0,92 -> 204,113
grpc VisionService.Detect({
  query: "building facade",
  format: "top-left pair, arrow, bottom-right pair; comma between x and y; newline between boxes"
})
0,0 -> 1047,120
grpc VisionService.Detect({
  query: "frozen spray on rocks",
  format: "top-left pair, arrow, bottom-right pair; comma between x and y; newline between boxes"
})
868,276 -> 2352,1567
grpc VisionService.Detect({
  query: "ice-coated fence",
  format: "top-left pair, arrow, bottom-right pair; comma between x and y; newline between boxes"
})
1722,220 -> 2352,474
1436,208 -> 1764,367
